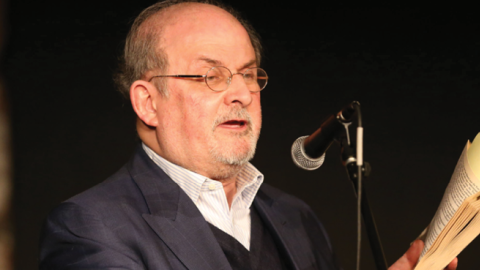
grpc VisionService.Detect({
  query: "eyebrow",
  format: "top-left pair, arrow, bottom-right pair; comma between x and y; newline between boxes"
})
197,57 -> 257,71
239,59 -> 257,70
198,57 -> 223,66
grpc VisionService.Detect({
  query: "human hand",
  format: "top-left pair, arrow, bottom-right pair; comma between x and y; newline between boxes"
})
388,240 -> 458,270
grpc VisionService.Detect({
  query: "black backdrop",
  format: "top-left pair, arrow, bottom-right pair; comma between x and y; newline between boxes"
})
4,1 -> 480,269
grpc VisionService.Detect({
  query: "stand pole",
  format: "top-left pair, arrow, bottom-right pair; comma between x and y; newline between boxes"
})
345,161 -> 389,270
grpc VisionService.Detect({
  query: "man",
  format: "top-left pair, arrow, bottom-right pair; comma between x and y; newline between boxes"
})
40,1 -> 457,269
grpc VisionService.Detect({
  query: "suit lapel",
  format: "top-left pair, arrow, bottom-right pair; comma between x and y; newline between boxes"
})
128,147 -> 231,270
142,198 -> 231,270
254,186 -> 341,270
254,190 -> 302,270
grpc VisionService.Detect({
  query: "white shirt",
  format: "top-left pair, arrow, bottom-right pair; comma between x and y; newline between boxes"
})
142,143 -> 264,250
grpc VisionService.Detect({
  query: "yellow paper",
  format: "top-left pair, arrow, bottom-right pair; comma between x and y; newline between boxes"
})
467,132 -> 480,180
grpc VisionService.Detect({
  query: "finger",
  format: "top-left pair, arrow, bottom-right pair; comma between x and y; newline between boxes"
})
389,240 -> 425,270
445,257 -> 458,270
404,240 -> 425,265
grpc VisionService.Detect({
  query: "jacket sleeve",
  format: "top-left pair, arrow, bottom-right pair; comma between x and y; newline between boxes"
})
39,202 -> 144,270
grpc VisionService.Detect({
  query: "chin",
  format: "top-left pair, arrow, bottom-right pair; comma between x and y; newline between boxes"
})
209,136 -> 257,165
212,144 -> 255,165
206,140 -> 258,180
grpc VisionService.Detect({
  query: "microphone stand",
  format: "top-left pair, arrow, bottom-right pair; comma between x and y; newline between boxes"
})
340,136 -> 388,270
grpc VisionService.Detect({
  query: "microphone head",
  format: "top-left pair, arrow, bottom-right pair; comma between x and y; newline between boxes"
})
291,136 -> 326,170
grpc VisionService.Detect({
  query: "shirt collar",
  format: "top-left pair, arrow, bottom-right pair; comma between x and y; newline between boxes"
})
142,143 -> 264,208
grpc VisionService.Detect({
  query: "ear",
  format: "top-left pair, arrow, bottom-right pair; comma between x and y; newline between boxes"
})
130,80 -> 159,127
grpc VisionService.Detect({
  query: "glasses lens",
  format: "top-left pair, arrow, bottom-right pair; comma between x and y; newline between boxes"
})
205,66 -> 232,91
244,68 -> 268,92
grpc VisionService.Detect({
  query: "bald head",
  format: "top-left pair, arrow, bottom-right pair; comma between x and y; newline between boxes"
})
115,0 -> 262,98
129,0 -> 263,181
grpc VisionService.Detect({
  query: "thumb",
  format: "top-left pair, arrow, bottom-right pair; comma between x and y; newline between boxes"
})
389,240 -> 424,270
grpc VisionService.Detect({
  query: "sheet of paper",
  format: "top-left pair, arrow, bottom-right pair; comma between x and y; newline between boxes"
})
421,141 -> 480,257
467,132 -> 480,179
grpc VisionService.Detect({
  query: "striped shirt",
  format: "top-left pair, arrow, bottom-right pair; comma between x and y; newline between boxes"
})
142,143 -> 264,250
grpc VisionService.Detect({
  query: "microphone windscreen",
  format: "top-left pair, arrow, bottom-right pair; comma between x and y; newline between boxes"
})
291,136 -> 326,170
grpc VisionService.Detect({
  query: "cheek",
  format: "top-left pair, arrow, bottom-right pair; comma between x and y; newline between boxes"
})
251,96 -> 262,131
185,95 -> 207,117
182,94 -> 215,138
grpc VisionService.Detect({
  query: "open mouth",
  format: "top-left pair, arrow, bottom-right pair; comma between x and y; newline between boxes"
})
219,119 -> 248,128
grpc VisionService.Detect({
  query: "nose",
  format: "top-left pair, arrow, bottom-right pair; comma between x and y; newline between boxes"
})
223,73 -> 253,107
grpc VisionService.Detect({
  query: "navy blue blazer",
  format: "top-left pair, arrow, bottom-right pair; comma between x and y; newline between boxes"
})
40,146 -> 341,270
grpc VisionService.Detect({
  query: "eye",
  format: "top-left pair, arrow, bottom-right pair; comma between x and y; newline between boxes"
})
206,75 -> 221,82
191,77 -> 205,82
206,67 -> 229,85
244,71 -> 256,82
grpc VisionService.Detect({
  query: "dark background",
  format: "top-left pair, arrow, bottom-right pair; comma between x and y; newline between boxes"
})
3,1 -> 480,269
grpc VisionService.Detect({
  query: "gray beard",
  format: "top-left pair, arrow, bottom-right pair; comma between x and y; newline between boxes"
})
210,126 -> 258,165
207,108 -> 260,179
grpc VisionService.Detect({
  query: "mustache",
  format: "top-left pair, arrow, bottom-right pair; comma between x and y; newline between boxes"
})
212,108 -> 252,129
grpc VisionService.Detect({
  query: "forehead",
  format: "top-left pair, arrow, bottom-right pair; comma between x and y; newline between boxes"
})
158,3 -> 256,69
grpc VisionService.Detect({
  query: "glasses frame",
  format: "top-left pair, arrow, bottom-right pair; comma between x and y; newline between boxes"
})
148,66 -> 268,92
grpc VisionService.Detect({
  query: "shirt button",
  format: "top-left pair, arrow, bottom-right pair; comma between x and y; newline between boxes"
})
208,183 -> 216,190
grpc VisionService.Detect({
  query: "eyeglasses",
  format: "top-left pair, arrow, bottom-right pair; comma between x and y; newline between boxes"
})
148,66 -> 268,92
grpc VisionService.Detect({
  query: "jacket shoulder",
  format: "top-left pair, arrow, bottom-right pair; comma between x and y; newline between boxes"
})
258,182 -> 313,211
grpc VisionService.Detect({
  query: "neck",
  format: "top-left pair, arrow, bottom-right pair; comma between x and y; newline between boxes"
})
221,177 -> 237,208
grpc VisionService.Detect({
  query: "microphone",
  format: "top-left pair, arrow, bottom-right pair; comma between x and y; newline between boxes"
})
291,101 -> 358,170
